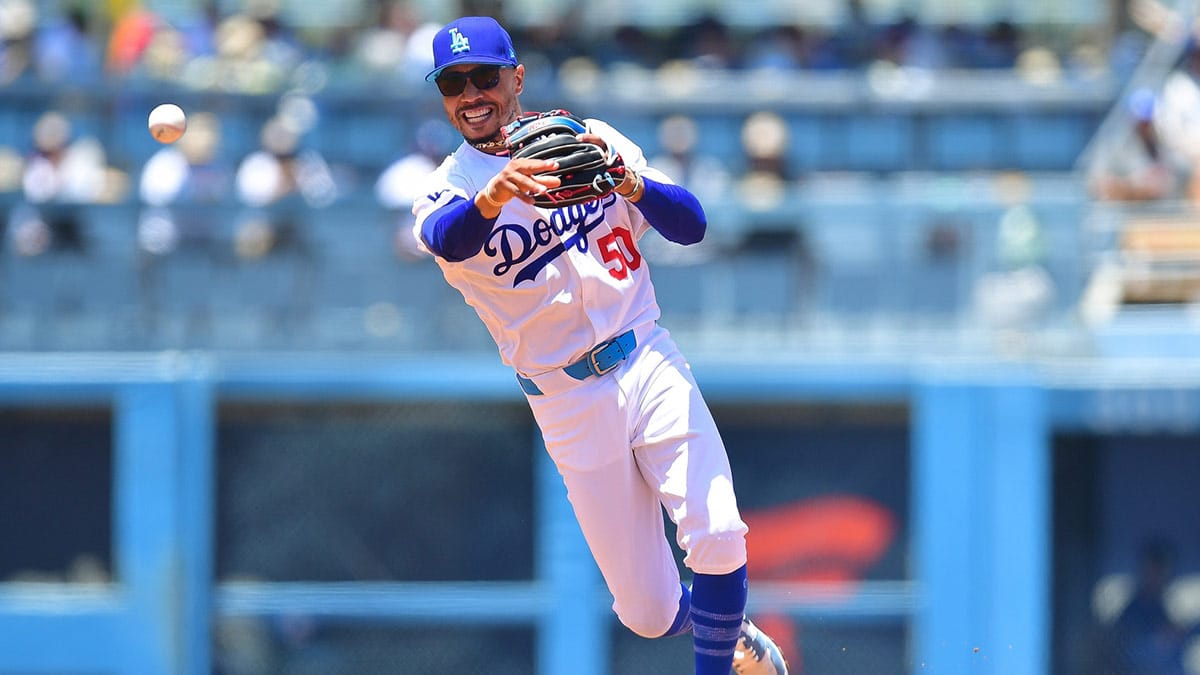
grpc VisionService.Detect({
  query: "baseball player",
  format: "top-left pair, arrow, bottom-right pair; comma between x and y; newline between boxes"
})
412,16 -> 788,675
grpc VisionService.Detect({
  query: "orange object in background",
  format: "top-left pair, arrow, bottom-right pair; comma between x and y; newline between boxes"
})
743,495 -> 898,671
106,8 -> 157,74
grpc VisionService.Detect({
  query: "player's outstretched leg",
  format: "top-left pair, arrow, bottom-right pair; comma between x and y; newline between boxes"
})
730,617 -> 790,675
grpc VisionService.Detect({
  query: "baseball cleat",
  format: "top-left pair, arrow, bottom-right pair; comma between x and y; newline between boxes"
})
731,618 -> 789,675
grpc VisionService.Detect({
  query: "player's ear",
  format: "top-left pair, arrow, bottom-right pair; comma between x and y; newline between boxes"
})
513,64 -> 525,95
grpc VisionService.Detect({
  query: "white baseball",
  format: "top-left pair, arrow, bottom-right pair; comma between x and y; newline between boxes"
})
148,103 -> 187,144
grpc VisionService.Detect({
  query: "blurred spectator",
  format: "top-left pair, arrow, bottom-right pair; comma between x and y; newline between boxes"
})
233,114 -> 333,258
33,2 -> 102,84
678,14 -> 738,69
399,19 -> 440,83
1107,538 -> 1191,675
105,1 -> 159,76
874,17 -> 918,67
236,115 -> 335,210
0,0 -> 36,85
918,212 -> 971,314
0,145 -> 21,195
136,111 -> 231,340
137,111 -> 231,256
972,20 -> 1022,69
731,109 -> 813,316
899,18 -> 953,70
1016,46 -> 1065,87
828,0 -> 874,68
0,144 -> 21,246
8,111 -> 126,257
226,112 -> 330,341
514,14 -> 582,73
636,114 -> 731,265
22,111 -> 122,205
1154,42 -> 1200,200
251,2 -> 304,76
936,23 -> 978,69
138,25 -> 191,82
592,24 -> 660,70
1088,88 -> 1190,202
744,25 -> 810,72
735,110 -> 794,212
376,117 -> 454,260
350,0 -> 416,80
179,0 -> 221,59
647,114 -> 730,205
188,7 -> 302,94
971,173 -> 1055,332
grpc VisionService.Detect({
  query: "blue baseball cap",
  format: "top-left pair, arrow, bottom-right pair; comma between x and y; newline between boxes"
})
425,16 -> 518,82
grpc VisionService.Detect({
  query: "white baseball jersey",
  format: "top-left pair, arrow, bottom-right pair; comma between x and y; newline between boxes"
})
411,119 -> 670,376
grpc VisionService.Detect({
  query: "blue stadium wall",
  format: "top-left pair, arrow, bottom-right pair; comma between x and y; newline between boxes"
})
0,352 -> 1197,674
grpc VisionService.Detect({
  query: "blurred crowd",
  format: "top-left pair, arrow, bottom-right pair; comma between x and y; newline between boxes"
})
0,0 -> 1128,248
0,0 -> 1172,347
0,0 -> 1123,92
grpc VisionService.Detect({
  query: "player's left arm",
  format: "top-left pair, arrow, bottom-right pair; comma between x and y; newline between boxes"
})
582,120 -> 707,246
620,175 -> 707,245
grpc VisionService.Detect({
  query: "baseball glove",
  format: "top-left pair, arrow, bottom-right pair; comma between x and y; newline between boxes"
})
503,109 -> 627,209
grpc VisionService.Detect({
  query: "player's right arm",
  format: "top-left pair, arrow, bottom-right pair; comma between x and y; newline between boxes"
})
474,158 -> 561,217
413,158 -> 560,261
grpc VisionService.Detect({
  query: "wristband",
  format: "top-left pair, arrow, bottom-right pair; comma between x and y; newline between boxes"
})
478,186 -> 504,210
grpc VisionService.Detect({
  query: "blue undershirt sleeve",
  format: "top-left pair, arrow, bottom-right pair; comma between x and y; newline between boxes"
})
631,177 -> 707,245
420,195 -> 497,262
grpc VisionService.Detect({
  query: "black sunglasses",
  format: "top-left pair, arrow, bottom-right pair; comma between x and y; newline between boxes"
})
435,65 -> 509,97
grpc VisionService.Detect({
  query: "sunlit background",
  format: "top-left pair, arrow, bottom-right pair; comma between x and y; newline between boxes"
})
1,0 -> 1199,673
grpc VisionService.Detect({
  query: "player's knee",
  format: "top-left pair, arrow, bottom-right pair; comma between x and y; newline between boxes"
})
683,528 -> 747,575
610,590 -> 681,639
615,606 -> 677,639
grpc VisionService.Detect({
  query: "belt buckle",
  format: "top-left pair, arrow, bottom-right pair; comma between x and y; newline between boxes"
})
588,339 -> 624,376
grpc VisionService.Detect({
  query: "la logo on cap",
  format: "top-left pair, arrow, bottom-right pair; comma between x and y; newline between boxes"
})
449,27 -> 470,55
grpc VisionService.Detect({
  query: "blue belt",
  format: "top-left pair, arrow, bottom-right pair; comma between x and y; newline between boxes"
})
516,329 -> 637,396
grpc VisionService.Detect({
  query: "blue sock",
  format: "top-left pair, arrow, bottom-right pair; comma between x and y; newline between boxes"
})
661,583 -> 694,637
689,564 -> 748,675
